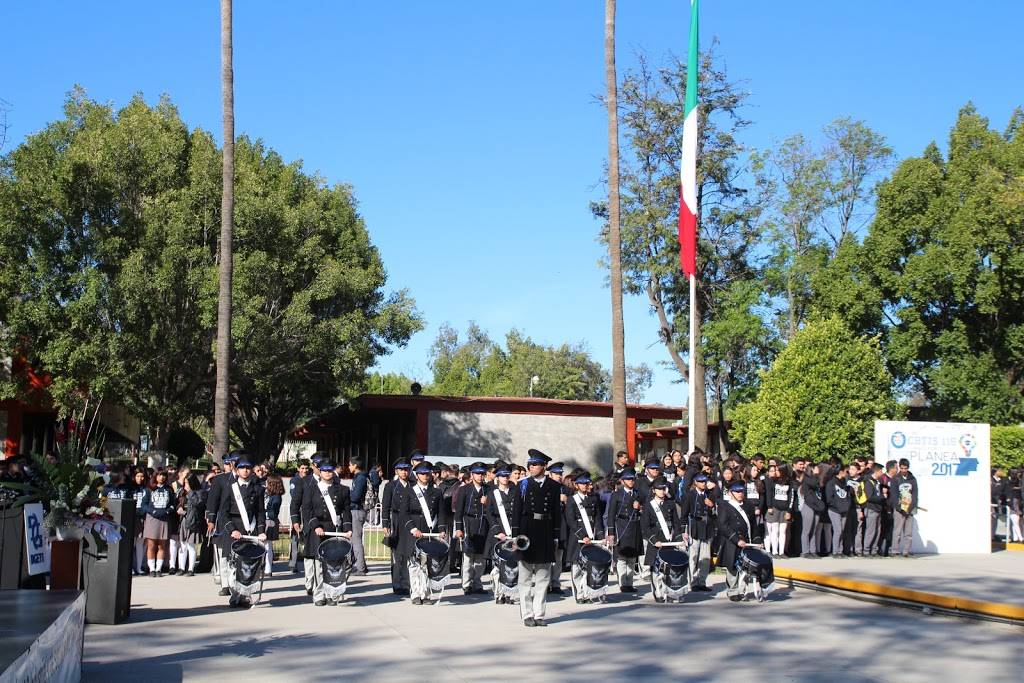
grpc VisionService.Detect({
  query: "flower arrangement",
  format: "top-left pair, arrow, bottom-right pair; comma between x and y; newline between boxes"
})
7,400 -> 122,546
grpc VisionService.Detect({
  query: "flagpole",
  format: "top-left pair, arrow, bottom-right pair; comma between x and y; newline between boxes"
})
688,273 -> 696,453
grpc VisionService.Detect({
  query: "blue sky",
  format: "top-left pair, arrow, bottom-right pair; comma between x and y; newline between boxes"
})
5,2 -> 1023,406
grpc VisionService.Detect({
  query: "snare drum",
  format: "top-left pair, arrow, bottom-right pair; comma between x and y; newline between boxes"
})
578,544 -> 613,589
655,548 -> 690,590
230,540 -> 265,587
737,546 -> 774,585
415,537 -> 450,580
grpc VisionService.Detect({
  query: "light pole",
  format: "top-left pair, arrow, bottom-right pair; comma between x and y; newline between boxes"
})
529,375 -> 540,397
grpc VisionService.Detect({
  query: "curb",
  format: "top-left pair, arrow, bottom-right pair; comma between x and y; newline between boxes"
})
994,542 -> 1024,552
774,566 -> 1024,622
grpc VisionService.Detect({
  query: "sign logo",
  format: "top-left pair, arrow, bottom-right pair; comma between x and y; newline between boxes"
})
890,431 -> 906,449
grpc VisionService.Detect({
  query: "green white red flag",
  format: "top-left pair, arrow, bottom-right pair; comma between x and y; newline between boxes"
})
679,0 -> 699,277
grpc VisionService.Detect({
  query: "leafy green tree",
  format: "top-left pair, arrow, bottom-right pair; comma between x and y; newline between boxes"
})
731,316 -> 900,459
365,371 -> 418,395
593,49 -> 765,448
992,425 -> 1024,470
427,323 -> 610,401
0,91 -> 421,460
827,105 -> 1024,424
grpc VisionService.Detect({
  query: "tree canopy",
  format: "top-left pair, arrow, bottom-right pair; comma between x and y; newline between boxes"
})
0,90 -> 421,459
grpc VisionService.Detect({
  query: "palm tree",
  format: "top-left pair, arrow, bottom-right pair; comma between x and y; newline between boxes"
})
605,0 -> 628,453
213,0 -> 234,461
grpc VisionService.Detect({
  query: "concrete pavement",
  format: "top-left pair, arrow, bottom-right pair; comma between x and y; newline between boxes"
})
83,560 -> 1021,682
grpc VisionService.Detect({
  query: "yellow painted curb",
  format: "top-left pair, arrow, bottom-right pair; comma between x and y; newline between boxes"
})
774,567 -> 1024,621
996,542 -> 1024,552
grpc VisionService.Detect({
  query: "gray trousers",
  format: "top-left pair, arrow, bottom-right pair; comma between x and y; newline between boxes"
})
800,505 -> 822,555
549,547 -> 563,588
894,512 -> 914,555
614,550 -> 636,588
288,532 -> 300,572
857,510 -> 881,555
828,510 -> 847,556
304,558 -> 316,590
215,544 -> 234,588
350,510 -> 368,572
519,561 -> 551,621
461,552 -> 484,590
689,539 -> 711,586
724,566 -> 742,597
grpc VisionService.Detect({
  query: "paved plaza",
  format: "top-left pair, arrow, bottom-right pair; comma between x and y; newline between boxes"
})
83,559 -> 1022,682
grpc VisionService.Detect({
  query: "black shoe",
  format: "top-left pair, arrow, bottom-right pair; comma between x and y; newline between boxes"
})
654,596 -> 665,603
314,599 -> 327,606
523,618 -> 537,627
620,586 -> 637,593
728,594 -> 743,602
187,570 -> 195,577
535,619 -> 547,627
548,586 -> 563,594
150,571 -> 158,578
412,597 -> 423,605
158,571 -> 166,577
306,588 -> 314,596
238,598 -> 251,609
692,585 -> 712,592
218,587 -> 231,596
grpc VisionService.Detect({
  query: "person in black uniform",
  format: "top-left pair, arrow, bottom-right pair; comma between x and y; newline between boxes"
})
401,461 -> 445,605
641,477 -> 681,602
678,473 -> 715,591
205,453 -> 239,595
288,459 -> 311,574
608,450 -> 631,478
382,461 -> 412,595
546,462 -> 567,594
454,463 -> 490,595
516,450 -> 562,627
605,470 -> 642,593
635,460 -> 662,501
565,474 -> 606,603
300,461 -> 353,606
718,481 -> 761,602
218,459 -> 267,608
485,465 -> 521,603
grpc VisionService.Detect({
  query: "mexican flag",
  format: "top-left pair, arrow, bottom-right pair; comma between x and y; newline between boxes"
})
679,0 -> 699,277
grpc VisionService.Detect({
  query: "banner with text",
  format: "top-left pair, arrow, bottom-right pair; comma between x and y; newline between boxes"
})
874,420 -> 990,554
23,502 -> 51,575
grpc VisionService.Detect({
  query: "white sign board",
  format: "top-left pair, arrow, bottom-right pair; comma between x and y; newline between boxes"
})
23,502 -> 51,575
874,420 -> 990,554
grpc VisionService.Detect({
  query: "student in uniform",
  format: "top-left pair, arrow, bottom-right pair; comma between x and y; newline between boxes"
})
890,458 -> 919,557
641,477 -> 681,602
142,469 -> 176,578
287,460 -> 311,575
799,463 -> 827,558
263,474 -> 284,576
484,465 -> 521,602
300,462 -> 353,606
859,464 -> 887,556
220,459 -> 267,608
175,473 -> 205,576
382,460 -> 412,595
454,463 -> 490,595
205,453 -> 239,594
516,450 -> 562,627
718,482 -> 761,602
128,469 -> 149,575
605,469 -> 642,593
565,474 -> 605,603
547,462 -> 567,594
402,461 -> 445,605
764,464 -> 796,558
825,465 -> 852,558
678,473 -> 715,591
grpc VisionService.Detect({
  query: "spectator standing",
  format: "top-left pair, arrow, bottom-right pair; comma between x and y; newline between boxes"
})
348,458 -> 371,575
176,473 -> 206,576
264,474 -> 284,576
889,458 -> 919,557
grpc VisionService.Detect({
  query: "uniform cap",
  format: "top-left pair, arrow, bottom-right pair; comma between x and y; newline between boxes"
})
651,476 -> 670,489
729,482 -> 745,493
236,460 -> 253,469
575,474 -> 592,485
619,470 -> 636,480
414,461 -> 434,474
394,461 -> 412,470
527,449 -> 552,465
319,462 -> 335,472
694,473 -> 709,482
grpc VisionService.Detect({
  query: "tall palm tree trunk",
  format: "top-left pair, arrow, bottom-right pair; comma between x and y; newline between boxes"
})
605,0 -> 628,455
213,0 -> 234,461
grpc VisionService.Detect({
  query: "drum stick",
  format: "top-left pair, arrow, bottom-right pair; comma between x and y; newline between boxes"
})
421,532 -> 446,538
322,531 -> 351,537
658,541 -> 689,547
239,535 -> 266,545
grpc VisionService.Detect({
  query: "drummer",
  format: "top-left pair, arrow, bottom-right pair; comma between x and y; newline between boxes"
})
718,481 -> 761,602
221,459 -> 267,608
485,465 -> 521,605
565,474 -> 605,603
641,477 -> 682,603
402,460 -> 445,605
300,461 -> 353,606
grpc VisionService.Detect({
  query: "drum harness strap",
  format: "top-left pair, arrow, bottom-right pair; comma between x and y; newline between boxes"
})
319,483 -> 340,528
727,499 -> 752,539
573,493 -> 596,539
231,482 -> 255,534
494,488 -> 512,536
650,498 -> 671,541
414,485 -> 436,531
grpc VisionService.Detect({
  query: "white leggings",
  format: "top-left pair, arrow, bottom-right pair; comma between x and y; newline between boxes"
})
178,541 -> 197,572
168,538 -> 179,569
1010,513 -> 1023,543
265,544 -> 274,573
765,521 -> 788,556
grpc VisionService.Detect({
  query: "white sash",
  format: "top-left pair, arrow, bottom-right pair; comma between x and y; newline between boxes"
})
495,489 -> 512,536
574,494 -> 595,539
650,499 -> 671,540
231,482 -> 255,533
319,484 -> 340,528
728,499 -> 752,538
414,485 -> 435,530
